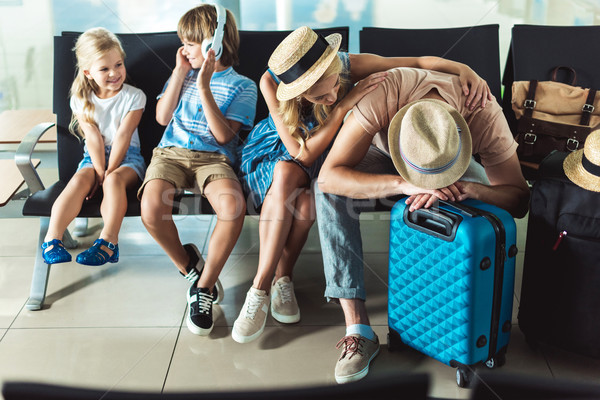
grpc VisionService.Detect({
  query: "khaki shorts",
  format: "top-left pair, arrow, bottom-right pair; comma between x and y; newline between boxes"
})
138,147 -> 238,199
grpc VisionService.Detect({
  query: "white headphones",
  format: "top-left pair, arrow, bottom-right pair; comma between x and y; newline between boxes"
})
201,3 -> 227,61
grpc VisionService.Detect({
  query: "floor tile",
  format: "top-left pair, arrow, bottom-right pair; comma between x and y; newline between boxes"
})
164,325 -> 344,391
0,218 -> 41,257
542,343 -> 600,384
12,254 -> 189,328
0,327 -> 177,391
0,257 -> 32,328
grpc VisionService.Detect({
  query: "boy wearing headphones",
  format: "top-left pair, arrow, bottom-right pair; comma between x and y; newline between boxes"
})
139,4 -> 257,336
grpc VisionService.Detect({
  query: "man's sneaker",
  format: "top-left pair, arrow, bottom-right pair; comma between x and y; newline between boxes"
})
186,286 -> 214,335
232,287 -> 270,343
183,243 -> 223,304
334,334 -> 380,384
270,276 -> 300,323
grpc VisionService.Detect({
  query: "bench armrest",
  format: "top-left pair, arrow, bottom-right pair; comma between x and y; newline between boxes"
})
14,122 -> 55,194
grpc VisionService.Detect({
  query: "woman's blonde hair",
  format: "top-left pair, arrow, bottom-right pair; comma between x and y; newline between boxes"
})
177,4 -> 240,67
68,27 -> 125,138
279,55 -> 349,157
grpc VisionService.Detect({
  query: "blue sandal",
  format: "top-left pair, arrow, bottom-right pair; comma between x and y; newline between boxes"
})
76,239 -> 119,266
41,239 -> 72,264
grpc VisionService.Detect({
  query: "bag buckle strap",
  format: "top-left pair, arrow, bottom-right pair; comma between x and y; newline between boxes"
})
524,133 -> 537,145
582,104 -> 595,113
566,138 -> 580,151
523,99 -> 536,109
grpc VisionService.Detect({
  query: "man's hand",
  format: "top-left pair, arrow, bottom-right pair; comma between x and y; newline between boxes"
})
404,183 -> 462,211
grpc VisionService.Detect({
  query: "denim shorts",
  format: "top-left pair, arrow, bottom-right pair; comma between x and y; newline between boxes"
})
77,145 -> 146,181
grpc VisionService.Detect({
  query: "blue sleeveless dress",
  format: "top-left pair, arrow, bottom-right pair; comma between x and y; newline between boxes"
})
238,52 -> 350,208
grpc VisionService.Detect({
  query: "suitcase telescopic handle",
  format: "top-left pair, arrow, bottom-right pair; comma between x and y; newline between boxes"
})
405,207 -> 461,240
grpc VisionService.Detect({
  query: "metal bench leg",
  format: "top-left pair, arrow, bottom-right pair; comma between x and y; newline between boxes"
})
72,217 -> 89,237
26,217 -> 51,311
62,227 -> 78,249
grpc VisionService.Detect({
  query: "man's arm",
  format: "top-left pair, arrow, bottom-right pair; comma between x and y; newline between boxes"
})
318,113 -> 451,200
456,153 -> 530,218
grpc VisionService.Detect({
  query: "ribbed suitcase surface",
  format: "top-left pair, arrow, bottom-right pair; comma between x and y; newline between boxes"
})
388,199 -> 517,373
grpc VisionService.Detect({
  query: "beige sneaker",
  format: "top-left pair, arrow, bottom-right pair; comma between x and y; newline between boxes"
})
334,334 -> 380,384
270,276 -> 300,324
232,287 -> 270,343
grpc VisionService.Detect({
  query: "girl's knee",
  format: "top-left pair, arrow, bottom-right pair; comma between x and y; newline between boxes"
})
270,162 -> 307,196
69,170 -> 95,188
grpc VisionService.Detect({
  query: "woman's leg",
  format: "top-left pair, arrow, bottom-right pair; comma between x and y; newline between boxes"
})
253,161 -> 309,292
44,168 -> 95,244
273,187 -> 315,281
201,177 -> 246,290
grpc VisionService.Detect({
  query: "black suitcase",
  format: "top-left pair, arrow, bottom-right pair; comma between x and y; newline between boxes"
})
518,151 -> 600,357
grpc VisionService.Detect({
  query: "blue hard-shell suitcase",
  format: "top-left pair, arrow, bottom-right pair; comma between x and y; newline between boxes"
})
388,199 -> 517,387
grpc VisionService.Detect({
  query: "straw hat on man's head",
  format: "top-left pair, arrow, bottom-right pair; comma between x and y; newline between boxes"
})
388,99 -> 472,190
563,129 -> 600,192
268,26 -> 341,101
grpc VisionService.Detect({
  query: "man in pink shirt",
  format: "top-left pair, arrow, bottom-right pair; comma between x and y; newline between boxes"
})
316,67 -> 529,384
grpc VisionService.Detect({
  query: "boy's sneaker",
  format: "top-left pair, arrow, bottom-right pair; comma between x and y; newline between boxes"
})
181,243 -> 204,283
183,243 -> 223,304
270,276 -> 300,323
232,287 -> 270,343
186,286 -> 214,335
334,334 -> 380,384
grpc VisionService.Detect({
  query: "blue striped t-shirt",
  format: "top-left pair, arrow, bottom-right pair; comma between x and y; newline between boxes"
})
157,67 -> 257,164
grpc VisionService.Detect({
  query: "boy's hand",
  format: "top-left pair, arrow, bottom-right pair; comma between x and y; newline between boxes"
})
175,46 -> 192,75
197,48 -> 216,90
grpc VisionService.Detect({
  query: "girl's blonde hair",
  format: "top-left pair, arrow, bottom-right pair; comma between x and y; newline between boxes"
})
68,27 -> 126,138
177,4 -> 240,67
279,55 -> 349,157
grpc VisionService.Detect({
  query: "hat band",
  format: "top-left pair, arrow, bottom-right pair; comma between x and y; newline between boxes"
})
276,34 -> 330,85
399,126 -> 462,175
581,153 -> 600,177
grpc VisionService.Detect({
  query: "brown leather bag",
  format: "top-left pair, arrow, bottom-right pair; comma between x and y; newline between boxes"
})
511,66 -> 599,164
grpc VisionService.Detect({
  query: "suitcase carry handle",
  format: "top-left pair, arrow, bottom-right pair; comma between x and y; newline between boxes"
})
404,206 -> 462,241
438,200 -> 480,217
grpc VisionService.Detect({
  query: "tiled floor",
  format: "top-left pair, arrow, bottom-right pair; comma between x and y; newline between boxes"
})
2,158 -> 600,399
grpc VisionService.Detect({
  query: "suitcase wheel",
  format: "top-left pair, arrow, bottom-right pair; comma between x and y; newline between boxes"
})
456,367 -> 473,388
485,348 -> 507,369
484,347 -> 506,369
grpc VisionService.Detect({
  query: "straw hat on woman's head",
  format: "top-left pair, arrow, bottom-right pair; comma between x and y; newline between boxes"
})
563,129 -> 600,192
388,99 -> 472,190
268,26 -> 341,101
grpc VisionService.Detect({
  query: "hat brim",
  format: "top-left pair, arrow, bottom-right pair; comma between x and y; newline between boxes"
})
563,150 -> 600,192
388,99 -> 473,190
275,33 -> 342,101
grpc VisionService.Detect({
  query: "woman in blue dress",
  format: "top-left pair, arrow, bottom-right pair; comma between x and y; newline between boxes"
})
233,26 -> 493,344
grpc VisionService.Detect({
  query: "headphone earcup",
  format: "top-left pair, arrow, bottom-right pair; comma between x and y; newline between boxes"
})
201,37 -> 214,58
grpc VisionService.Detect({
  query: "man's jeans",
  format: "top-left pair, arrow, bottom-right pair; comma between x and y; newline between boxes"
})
315,147 -> 395,302
315,146 -> 489,302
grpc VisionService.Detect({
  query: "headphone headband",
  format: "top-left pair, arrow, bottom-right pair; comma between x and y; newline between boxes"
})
202,3 -> 226,61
